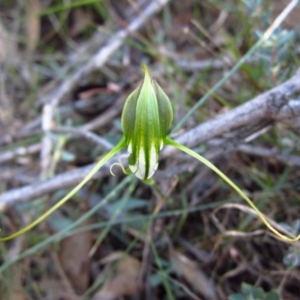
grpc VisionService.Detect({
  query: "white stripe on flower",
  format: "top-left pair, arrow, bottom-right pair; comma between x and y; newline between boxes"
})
129,145 -> 158,180
128,143 -> 133,154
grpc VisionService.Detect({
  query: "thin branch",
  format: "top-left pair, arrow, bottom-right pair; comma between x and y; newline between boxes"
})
172,0 -> 299,132
53,127 -> 114,150
0,166 -> 37,185
0,128 -> 114,164
40,103 -> 54,179
39,0 -> 171,107
163,68 -> 300,157
3,0 -> 170,136
0,143 -> 40,163
0,154 -> 123,210
237,144 -> 300,166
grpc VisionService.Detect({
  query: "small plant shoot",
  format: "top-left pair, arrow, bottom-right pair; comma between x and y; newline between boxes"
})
1,64 -> 299,242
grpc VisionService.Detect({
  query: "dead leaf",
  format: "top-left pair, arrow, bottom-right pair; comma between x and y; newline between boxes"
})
2,266 -> 30,300
26,0 -> 40,54
172,252 -> 217,300
92,252 -> 142,300
59,227 -> 92,294
0,264 -> 30,300
40,278 -> 79,300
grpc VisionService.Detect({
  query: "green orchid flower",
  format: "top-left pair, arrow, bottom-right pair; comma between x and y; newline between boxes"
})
1,64 -> 299,242
122,64 -> 172,181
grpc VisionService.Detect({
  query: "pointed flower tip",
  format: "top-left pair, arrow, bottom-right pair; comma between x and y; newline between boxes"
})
141,63 -> 149,75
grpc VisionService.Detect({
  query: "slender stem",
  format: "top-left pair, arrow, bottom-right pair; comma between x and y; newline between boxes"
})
0,138 -> 126,241
165,137 -> 300,242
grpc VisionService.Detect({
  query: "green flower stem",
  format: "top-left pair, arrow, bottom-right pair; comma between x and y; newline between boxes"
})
0,138 -> 126,242
165,137 -> 300,242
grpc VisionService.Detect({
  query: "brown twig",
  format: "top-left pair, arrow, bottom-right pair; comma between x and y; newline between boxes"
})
53,127 -> 114,151
0,154 -> 123,210
0,143 -> 40,163
39,0 -> 171,107
163,68 -> 300,157
237,144 -> 300,166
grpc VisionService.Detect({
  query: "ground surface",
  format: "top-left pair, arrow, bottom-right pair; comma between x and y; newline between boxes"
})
1,1 -> 300,299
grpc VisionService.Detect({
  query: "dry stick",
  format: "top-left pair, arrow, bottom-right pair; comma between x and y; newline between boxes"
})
163,68 -> 300,157
0,95 -> 122,147
0,143 -> 41,163
0,167 -> 38,185
79,95 -> 125,132
52,127 -> 114,150
40,0 -> 171,108
213,203 -> 299,241
237,145 -> 300,167
0,129 -> 42,147
172,0 -> 299,133
1,73 -> 300,209
40,103 -> 54,179
2,0 -> 170,136
0,127 -> 114,164
0,96 -> 124,162
174,56 -> 260,71
0,154 -> 123,210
